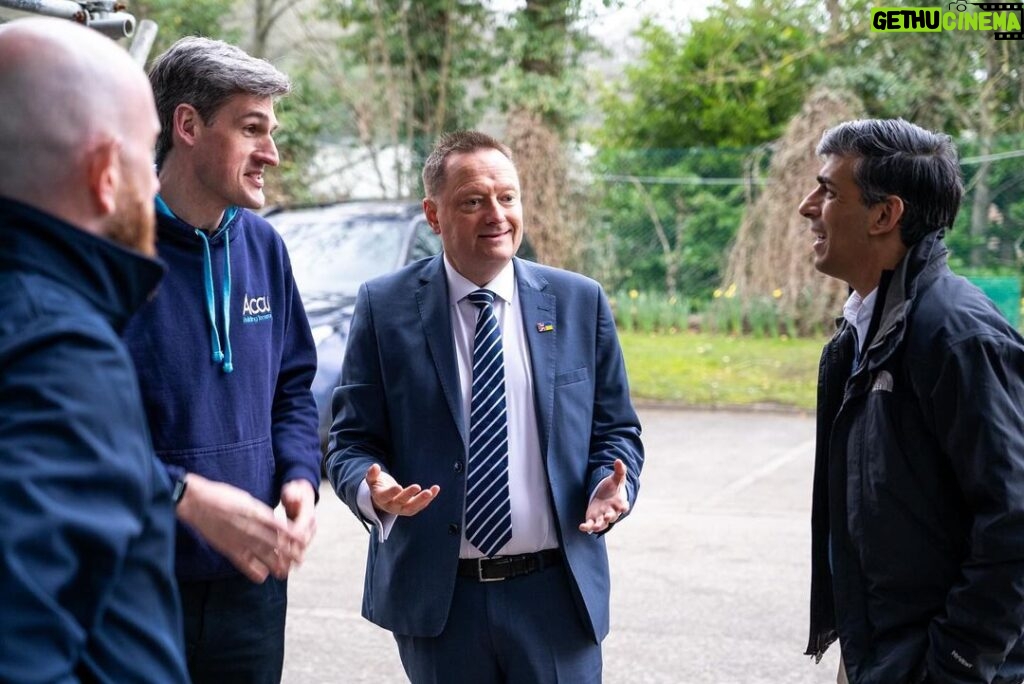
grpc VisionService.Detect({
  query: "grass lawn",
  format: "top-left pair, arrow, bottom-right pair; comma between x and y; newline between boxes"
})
619,330 -> 829,412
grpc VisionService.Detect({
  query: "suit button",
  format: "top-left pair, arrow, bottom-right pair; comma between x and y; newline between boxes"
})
448,523 -> 460,535
453,460 -> 464,473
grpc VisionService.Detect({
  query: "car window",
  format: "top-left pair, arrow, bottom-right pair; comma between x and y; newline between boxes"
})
272,216 -> 407,296
408,220 -> 442,262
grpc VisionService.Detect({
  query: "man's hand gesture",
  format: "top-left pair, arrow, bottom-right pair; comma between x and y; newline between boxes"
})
579,459 -> 630,534
366,464 -> 439,516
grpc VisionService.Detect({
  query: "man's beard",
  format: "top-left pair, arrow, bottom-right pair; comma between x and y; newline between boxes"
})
104,185 -> 156,257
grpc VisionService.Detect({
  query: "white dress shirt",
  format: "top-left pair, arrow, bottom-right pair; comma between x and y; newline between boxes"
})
842,287 -> 878,368
358,257 -> 560,556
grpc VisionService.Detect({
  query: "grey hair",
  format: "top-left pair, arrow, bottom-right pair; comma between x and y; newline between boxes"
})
422,130 -> 514,198
149,37 -> 290,168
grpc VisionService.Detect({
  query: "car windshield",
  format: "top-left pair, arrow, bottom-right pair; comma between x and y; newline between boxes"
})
274,217 -> 407,296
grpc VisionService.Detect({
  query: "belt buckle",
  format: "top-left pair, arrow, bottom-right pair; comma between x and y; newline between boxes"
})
477,557 -> 506,583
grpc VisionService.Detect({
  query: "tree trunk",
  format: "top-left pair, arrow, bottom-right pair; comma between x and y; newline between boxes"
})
250,0 -> 288,59
507,0 -> 579,268
968,152 -> 992,268
826,0 -> 841,33
969,43 -> 999,267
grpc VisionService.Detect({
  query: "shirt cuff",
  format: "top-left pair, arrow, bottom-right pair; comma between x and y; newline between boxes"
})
357,479 -> 396,543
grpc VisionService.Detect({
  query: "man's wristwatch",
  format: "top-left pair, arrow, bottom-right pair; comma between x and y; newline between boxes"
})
171,475 -> 188,506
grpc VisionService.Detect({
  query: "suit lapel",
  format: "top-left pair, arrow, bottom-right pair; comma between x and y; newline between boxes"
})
416,256 -> 467,449
515,259 -> 556,458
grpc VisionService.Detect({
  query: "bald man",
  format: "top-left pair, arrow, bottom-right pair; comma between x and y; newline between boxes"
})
0,18 -> 189,683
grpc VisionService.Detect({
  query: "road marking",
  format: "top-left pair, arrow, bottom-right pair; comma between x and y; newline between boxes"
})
699,437 -> 815,509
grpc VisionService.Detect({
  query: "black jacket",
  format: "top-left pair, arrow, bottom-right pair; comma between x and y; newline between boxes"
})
807,232 -> 1024,684
0,197 -> 189,683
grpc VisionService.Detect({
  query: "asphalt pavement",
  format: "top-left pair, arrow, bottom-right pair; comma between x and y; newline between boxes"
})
282,407 -> 841,683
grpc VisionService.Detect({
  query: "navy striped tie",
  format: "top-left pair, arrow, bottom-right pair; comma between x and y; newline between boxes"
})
465,289 -> 512,557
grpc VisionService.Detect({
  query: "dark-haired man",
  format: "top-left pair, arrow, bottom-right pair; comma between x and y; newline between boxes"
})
801,118 -> 1024,684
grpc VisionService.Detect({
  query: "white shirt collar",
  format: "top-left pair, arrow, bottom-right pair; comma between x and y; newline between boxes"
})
842,287 -> 878,351
442,255 -> 515,305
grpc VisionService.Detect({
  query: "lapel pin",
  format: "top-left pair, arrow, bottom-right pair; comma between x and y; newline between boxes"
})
536,322 -> 554,333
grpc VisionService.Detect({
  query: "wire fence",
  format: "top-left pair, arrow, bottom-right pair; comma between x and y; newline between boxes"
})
573,137 -> 1024,335
282,134 -> 1024,335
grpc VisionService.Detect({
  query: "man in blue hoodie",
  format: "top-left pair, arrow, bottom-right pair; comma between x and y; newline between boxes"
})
123,37 -> 321,683
0,18 -> 188,683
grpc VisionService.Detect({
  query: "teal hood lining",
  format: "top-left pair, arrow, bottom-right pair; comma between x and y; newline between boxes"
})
155,196 -> 236,373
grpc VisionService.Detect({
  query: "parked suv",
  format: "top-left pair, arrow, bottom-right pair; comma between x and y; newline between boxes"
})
267,200 -> 441,448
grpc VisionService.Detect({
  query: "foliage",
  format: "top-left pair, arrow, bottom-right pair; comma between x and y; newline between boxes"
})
826,3 -> 1024,136
610,287 -> 804,339
591,0 -> 833,309
826,1 -> 1024,269
129,0 -> 1024,323
611,289 -> 696,334
619,330 -> 824,410
593,0 -> 1024,331
588,146 -> 747,298
724,89 -> 863,334
596,0 -> 830,151
311,0 -> 499,196
266,67 -> 341,205
946,131 -> 1024,271
498,1 -> 614,270
131,0 -> 240,62
495,0 -> 601,134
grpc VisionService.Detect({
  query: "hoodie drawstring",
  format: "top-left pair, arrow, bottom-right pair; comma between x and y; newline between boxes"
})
195,227 -> 233,373
221,229 -> 232,373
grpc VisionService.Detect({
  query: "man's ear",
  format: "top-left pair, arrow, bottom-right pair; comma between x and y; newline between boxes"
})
172,103 -> 201,148
87,139 -> 121,217
423,198 -> 440,235
870,195 -> 904,237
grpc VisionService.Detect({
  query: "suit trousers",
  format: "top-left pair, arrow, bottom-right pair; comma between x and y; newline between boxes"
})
179,575 -> 287,684
394,560 -> 602,684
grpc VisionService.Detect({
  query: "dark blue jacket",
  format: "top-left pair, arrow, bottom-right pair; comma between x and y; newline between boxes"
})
0,197 -> 189,683
124,206 -> 321,581
808,233 -> 1024,684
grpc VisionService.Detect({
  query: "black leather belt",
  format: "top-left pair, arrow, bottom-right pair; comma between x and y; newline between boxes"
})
457,549 -> 562,582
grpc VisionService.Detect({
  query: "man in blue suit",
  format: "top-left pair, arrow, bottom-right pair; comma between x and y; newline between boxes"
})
326,130 -> 644,683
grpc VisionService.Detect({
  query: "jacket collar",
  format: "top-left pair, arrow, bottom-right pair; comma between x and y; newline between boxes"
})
860,230 -> 949,370
0,196 -> 165,332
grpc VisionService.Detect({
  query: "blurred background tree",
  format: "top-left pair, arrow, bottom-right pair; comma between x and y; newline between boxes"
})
591,0 -> 1022,331
500,0 -> 606,269
90,0 -> 1024,330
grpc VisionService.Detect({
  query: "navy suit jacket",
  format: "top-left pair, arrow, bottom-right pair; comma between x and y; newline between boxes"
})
326,254 -> 643,641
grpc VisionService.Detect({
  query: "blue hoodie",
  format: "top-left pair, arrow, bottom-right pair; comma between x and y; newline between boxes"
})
124,203 -> 321,581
